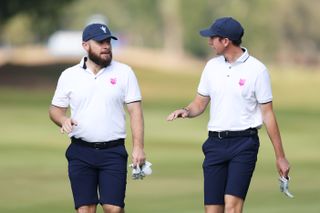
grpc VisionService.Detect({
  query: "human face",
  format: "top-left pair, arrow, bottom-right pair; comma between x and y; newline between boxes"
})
85,38 -> 113,67
208,36 -> 229,55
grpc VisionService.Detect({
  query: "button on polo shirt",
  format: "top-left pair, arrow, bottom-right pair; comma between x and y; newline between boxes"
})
52,57 -> 142,142
198,48 -> 273,131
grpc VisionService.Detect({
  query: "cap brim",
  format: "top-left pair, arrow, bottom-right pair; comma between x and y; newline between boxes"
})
199,28 -> 218,37
92,34 -> 118,41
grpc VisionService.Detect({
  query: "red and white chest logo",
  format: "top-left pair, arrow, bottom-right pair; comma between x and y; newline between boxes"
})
110,78 -> 117,85
239,78 -> 246,86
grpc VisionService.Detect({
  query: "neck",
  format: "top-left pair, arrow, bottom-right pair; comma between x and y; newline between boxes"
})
86,59 -> 104,74
224,46 -> 243,63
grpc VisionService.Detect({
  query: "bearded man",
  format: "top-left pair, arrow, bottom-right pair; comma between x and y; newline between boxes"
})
49,23 -> 146,213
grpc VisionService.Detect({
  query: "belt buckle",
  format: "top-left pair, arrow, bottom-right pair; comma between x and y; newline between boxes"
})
218,131 -> 229,139
93,143 -> 101,149
218,132 -> 222,139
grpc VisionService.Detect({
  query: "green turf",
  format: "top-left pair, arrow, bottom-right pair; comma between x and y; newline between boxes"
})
0,65 -> 320,212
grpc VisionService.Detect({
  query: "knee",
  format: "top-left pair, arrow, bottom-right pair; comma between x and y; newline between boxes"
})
225,204 -> 236,213
102,204 -> 124,213
224,195 -> 244,213
77,205 -> 96,213
224,202 -> 242,213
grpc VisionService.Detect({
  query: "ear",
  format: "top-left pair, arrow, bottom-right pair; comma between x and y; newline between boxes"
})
82,41 -> 89,52
222,38 -> 231,48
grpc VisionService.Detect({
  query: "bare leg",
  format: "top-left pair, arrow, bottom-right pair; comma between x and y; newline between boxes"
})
102,204 -> 124,213
77,205 -> 97,213
224,194 -> 244,213
205,205 -> 224,213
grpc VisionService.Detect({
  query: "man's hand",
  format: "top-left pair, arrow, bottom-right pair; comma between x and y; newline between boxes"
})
276,157 -> 290,177
166,95 -> 210,121
132,147 -> 146,167
166,108 -> 189,121
60,118 -> 78,134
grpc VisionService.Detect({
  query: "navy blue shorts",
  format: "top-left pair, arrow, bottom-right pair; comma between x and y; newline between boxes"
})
202,134 -> 259,205
65,142 -> 128,209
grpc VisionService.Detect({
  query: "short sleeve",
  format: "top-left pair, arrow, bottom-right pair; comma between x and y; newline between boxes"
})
255,68 -> 273,104
124,68 -> 142,103
51,72 -> 70,107
197,64 -> 210,96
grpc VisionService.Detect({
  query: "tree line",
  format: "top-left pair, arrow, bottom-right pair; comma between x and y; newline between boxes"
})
1,0 -> 320,64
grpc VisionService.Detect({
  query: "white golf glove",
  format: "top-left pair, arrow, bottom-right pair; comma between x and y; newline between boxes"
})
279,176 -> 294,198
129,161 -> 152,180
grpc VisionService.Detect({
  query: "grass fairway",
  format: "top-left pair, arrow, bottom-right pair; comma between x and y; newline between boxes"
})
0,64 -> 320,212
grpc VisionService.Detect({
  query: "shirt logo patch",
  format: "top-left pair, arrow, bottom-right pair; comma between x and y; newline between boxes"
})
239,78 -> 246,86
110,78 -> 117,85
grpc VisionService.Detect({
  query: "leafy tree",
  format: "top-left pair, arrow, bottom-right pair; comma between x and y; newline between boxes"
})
0,0 -> 75,42
1,0 -> 320,63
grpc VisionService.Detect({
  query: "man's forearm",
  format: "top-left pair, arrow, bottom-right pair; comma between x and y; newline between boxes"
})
184,104 -> 204,118
131,112 -> 144,149
184,94 -> 210,118
128,102 -> 146,165
49,105 -> 68,127
263,109 -> 286,159
127,102 -> 144,148
265,118 -> 286,159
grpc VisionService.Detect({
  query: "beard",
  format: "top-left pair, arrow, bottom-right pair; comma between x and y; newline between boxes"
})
88,48 -> 112,68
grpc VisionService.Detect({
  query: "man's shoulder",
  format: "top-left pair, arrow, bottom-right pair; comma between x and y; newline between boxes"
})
110,60 -> 137,77
111,60 -> 132,70
208,55 -> 225,64
203,56 -> 225,69
60,63 -> 82,77
203,56 -> 225,71
246,55 -> 267,70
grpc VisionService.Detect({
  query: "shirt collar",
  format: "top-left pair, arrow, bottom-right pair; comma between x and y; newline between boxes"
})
78,56 -> 113,77
79,57 -> 87,69
224,47 -> 250,64
236,47 -> 250,63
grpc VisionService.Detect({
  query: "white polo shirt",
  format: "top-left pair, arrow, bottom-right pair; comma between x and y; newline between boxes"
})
51,57 -> 142,142
198,48 -> 272,131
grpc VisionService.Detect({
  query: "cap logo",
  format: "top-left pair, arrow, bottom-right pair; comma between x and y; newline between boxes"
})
100,26 -> 107,34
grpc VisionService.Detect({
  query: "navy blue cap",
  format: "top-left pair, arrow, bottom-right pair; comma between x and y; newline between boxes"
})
199,17 -> 244,41
82,23 -> 118,41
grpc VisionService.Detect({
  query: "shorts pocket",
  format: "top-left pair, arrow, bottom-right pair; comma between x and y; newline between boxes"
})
114,145 -> 128,159
202,138 -> 210,154
250,135 -> 260,149
65,143 -> 73,160
121,146 -> 128,159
